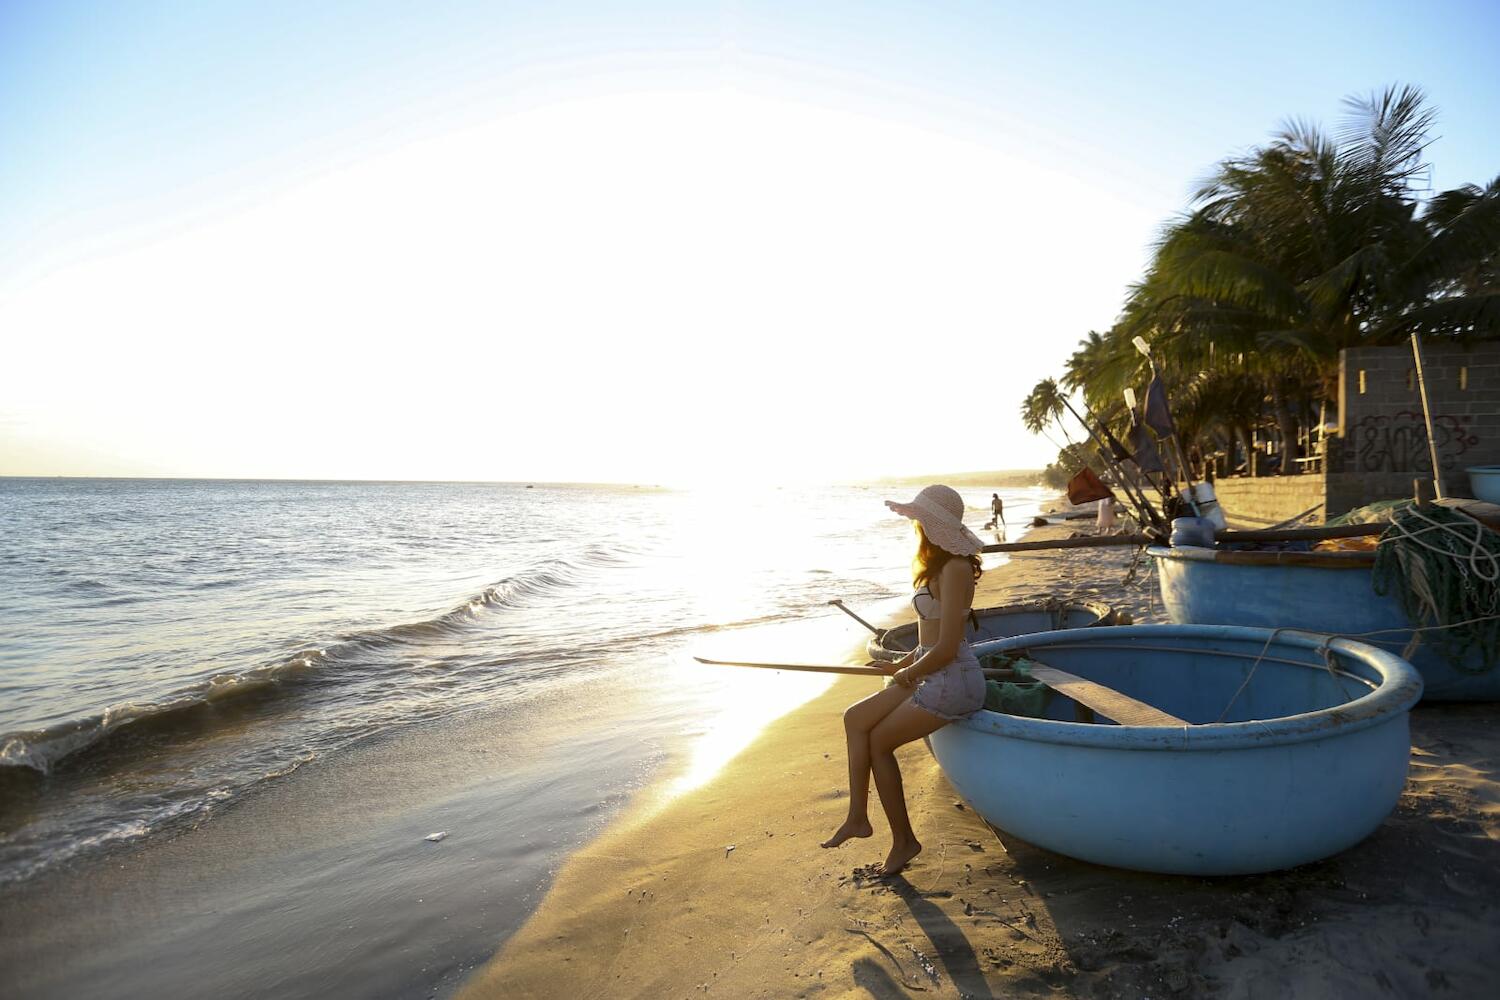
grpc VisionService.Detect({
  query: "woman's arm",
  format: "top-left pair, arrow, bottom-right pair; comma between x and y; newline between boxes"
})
897,560 -> 975,683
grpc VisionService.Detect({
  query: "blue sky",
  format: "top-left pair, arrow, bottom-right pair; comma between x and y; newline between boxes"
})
2,1 -> 1497,481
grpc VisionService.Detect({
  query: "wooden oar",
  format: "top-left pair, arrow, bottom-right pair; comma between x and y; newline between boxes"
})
693,656 -> 893,677
827,599 -> 887,639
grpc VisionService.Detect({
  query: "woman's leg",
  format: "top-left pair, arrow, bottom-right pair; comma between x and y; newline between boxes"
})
868,700 -> 948,874
821,683 -> 912,848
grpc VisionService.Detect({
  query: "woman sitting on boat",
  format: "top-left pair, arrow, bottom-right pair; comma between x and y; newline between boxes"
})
822,484 -> 986,875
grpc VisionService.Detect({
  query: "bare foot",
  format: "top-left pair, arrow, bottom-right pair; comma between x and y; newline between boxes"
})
879,838 -> 923,876
820,819 -> 873,848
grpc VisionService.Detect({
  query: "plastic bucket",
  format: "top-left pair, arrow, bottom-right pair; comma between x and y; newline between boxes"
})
1467,466 -> 1500,505
1170,516 -> 1216,547
1187,482 -> 1228,530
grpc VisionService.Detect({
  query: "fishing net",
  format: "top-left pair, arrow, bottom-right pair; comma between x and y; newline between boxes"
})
1372,502 -> 1500,673
1327,499 -> 1410,526
979,654 -> 1052,717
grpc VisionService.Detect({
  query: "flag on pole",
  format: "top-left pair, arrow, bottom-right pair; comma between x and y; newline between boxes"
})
1066,466 -> 1114,505
1127,422 -> 1166,474
1142,375 -> 1177,438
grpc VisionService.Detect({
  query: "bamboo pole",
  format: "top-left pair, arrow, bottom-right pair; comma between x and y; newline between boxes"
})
1410,332 -> 1446,500
1079,395 -> 1170,508
1056,396 -> 1166,532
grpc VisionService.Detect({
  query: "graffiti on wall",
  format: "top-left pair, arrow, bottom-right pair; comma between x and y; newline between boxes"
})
1334,410 -> 1479,475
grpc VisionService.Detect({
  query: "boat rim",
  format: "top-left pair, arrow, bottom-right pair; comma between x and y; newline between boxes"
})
871,598 -> 1119,657
881,597 -> 1118,631
957,624 -> 1423,750
1145,544 -> 1376,569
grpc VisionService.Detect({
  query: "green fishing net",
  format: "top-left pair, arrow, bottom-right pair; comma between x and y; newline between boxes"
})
1327,499 -> 1410,526
979,653 -> 1053,717
1372,502 -> 1500,673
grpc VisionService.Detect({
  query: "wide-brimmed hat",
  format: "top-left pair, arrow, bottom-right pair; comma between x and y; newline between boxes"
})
885,484 -> 983,556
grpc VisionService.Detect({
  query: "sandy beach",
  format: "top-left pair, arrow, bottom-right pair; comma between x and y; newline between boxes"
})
459,526 -> 1500,999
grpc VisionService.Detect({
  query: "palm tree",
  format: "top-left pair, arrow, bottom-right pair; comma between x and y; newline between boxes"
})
1112,85 -> 1498,472
1142,86 -> 1496,364
1020,378 -> 1065,436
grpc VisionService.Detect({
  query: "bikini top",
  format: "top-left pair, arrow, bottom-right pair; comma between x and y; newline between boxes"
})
912,585 -> 941,621
912,585 -> 979,645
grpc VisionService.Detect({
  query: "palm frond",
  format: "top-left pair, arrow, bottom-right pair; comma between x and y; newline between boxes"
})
1397,184 -> 1500,291
1375,293 -> 1500,342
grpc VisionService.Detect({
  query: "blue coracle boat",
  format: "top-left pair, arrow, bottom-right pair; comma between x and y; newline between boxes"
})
930,625 -> 1422,875
1148,545 -> 1500,701
867,599 -> 1120,664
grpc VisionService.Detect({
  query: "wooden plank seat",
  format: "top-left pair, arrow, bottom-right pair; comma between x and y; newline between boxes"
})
1025,663 -> 1189,727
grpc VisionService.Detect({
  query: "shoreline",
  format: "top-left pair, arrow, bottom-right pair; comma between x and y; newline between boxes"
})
457,526 -> 1500,999
7,516 -> 1498,998
0,612 -> 865,1000
454,525 -> 1153,997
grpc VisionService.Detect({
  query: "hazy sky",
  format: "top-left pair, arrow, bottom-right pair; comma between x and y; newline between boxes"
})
3,1 -> 1497,484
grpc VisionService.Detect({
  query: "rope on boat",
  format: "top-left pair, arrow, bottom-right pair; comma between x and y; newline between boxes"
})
1212,612 -> 1500,722
1214,627 -> 1357,723
1373,502 -> 1500,674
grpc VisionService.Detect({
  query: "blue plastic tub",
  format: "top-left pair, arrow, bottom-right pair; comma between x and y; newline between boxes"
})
1468,466 -> 1500,504
929,624 -> 1421,875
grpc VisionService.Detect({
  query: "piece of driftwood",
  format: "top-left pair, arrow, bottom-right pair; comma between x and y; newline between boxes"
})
982,534 -> 1153,553
1214,522 -> 1384,543
981,520 -> 1387,554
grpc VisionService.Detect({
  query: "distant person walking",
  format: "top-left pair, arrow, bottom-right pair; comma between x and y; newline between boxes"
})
987,493 -> 1005,530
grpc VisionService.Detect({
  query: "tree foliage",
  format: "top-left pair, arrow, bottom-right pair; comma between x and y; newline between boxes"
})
1032,85 -> 1498,479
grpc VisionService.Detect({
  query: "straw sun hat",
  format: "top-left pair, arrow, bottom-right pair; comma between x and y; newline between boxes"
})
885,484 -> 984,557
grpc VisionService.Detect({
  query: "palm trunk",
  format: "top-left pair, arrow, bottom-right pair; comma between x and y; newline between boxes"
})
1271,381 -> 1300,476
1235,424 -> 1254,477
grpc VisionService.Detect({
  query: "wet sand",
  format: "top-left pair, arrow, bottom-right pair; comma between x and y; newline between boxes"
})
460,526 -> 1500,999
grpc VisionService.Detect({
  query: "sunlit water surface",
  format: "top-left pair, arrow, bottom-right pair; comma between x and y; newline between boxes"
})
0,478 -> 1048,892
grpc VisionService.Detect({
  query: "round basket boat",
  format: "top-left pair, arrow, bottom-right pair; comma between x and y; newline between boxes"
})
867,599 -> 1120,664
930,624 -> 1423,876
1147,545 -> 1499,700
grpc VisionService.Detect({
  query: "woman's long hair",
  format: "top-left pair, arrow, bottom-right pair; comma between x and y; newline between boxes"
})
912,524 -> 983,590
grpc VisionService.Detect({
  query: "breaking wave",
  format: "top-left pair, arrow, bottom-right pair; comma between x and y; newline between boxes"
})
0,544 -> 630,779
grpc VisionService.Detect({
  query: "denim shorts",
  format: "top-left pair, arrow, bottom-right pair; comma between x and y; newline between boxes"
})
910,643 -> 986,721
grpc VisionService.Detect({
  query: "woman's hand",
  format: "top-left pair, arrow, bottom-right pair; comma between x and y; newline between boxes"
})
892,666 -> 918,688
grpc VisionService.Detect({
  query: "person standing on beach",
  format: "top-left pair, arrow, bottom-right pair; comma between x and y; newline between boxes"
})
1097,497 -> 1118,534
988,493 -> 1005,530
822,484 -> 986,876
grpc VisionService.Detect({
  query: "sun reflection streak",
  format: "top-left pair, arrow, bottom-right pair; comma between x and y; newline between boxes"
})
663,660 -> 835,798
642,603 -> 901,813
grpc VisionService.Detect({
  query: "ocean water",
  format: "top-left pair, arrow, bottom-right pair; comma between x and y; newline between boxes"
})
0,477 -> 1049,889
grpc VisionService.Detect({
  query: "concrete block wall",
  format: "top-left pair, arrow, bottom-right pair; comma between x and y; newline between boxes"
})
1210,475 -> 1328,528
1327,342 -> 1500,515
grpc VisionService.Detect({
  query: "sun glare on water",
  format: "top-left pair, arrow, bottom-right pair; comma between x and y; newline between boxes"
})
633,487 -> 882,808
